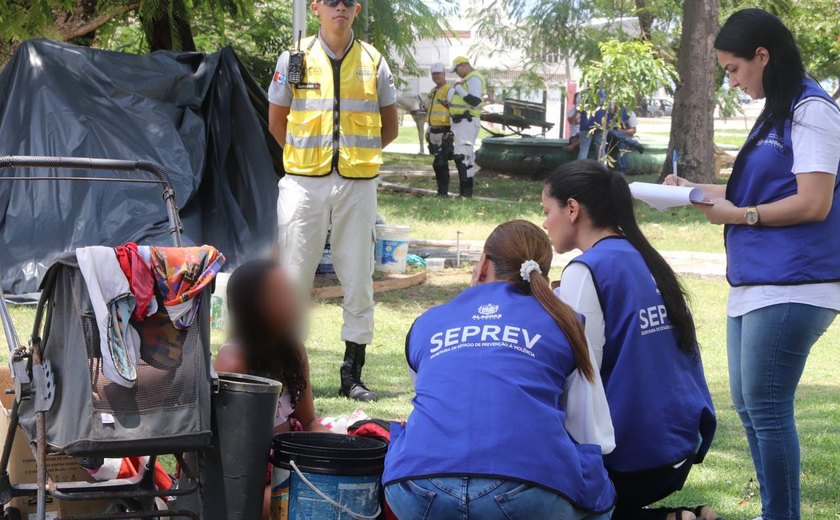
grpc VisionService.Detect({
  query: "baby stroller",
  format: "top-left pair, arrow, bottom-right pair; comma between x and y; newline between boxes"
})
0,156 -> 215,519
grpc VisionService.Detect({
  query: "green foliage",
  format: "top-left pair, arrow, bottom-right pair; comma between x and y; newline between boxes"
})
779,0 -> 840,81
581,39 -> 676,112
721,0 -> 840,81
580,39 -> 675,161
0,1 -> 70,43
191,2 -> 319,83
472,0 -> 601,73
353,0 -> 457,76
715,85 -> 745,121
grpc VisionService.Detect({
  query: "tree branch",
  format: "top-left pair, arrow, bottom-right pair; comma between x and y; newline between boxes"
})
56,1 -> 140,42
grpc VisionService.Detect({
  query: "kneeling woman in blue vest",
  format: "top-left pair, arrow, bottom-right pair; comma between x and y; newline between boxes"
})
383,220 -> 616,519
545,161 -> 718,520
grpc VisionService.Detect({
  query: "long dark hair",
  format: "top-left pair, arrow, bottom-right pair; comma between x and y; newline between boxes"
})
227,259 -> 307,404
545,160 -> 699,357
484,220 -> 596,382
714,8 -> 804,129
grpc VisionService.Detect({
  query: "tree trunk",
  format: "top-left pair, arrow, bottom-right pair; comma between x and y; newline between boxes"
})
141,0 -> 197,52
660,0 -> 718,183
55,1 -> 140,43
634,0 -> 653,41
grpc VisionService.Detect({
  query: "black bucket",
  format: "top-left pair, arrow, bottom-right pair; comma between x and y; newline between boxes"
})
203,372 -> 282,520
270,433 -> 387,520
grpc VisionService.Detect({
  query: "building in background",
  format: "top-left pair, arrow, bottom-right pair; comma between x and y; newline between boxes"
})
395,1 -> 580,139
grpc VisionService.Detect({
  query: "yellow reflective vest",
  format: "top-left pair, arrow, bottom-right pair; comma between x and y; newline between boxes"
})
284,36 -> 383,179
426,84 -> 452,127
449,70 -> 485,118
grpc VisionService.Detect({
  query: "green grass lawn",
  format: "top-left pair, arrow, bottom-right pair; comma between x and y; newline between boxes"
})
379,163 -> 725,253
5,273 -> 838,518
640,129 -> 749,149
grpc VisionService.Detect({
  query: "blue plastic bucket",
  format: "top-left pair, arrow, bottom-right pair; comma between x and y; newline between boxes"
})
270,432 -> 387,520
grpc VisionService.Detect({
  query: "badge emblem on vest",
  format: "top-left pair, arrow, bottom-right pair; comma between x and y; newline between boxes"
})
473,304 -> 502,320
356,67 -> 374,79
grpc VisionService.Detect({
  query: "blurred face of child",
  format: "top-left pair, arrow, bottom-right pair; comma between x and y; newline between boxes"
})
260,268 -> 303,341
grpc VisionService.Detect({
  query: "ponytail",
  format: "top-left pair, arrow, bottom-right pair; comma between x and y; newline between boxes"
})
545,161 -> 699,358
485,220 -> 596,382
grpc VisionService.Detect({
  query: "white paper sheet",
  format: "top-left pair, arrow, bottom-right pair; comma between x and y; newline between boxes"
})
628,182 -> 711,211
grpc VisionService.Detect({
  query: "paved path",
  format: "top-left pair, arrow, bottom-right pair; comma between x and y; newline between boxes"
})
410,239 -> 726,278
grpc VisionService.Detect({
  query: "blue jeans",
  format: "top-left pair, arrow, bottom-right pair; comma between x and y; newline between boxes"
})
578,129 -> 603,161
607,130 -> 639,171
728,303 -> 836,520
385,477 -> 611,520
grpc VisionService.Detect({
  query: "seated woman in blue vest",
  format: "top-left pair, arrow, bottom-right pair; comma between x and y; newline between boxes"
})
383,220 -> 616,520
544,161 -> 718,520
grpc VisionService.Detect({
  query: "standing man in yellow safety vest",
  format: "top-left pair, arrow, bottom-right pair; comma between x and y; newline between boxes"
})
446,56 -> 485,197
425,63 -> 453,196
267,0 -> 399,402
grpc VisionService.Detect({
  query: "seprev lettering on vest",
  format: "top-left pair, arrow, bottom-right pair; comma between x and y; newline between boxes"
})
570,236 -> 716,473
384,281 -> 617,514
428,324 -> 542,358
638,305 -> 672,334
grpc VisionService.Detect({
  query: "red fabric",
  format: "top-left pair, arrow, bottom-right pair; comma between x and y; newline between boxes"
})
114,242 -> 155,321
117,457 -> 173,501
347,420 -> 391,443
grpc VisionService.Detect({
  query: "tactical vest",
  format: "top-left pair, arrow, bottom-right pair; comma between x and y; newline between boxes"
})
449,70 -> 485,118
427,84 -> 452,127
283,36 -> 383,179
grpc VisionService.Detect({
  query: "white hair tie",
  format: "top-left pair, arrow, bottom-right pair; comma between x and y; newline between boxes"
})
520,260 -> 542,283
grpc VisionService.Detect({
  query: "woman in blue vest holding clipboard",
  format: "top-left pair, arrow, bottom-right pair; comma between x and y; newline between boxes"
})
545,161 -> 717,520
383,220 -> 616,519
666,9 -> 840,520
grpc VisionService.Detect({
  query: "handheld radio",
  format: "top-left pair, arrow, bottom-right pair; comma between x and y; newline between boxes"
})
288,32 -> 305,86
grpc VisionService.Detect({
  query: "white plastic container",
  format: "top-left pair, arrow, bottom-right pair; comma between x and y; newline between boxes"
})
374,224 -> 410,274
426,257 -> 446,271
210,272 -> 230,330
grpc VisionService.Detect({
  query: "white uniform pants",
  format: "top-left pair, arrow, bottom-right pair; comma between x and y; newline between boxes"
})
451,117 -> 481,178
277,173 -> 376,345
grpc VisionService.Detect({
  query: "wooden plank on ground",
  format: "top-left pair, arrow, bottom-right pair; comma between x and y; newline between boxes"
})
312,271 -> 427,300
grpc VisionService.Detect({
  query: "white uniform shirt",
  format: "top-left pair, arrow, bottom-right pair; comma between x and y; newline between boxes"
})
727,97 -> 840,317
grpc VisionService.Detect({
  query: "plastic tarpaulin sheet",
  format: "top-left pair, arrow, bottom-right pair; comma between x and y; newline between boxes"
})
0,39 -> 282,295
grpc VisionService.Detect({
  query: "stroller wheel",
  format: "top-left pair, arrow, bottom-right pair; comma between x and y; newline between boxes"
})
3,508 -> 22,520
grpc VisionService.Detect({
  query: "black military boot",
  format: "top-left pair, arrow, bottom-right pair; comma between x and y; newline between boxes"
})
339,342 -> 378,402
433,160 -> 450,196
455,160 -> 471,198
463,176 -> 474,198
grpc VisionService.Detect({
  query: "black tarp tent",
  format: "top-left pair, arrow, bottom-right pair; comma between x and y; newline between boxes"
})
0,39 -> 282,295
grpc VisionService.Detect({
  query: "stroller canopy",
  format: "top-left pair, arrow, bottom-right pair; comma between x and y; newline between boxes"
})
0,39 -> 282,295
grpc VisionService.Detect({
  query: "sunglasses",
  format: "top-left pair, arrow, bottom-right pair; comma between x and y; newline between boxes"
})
321,0 -> 357,7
